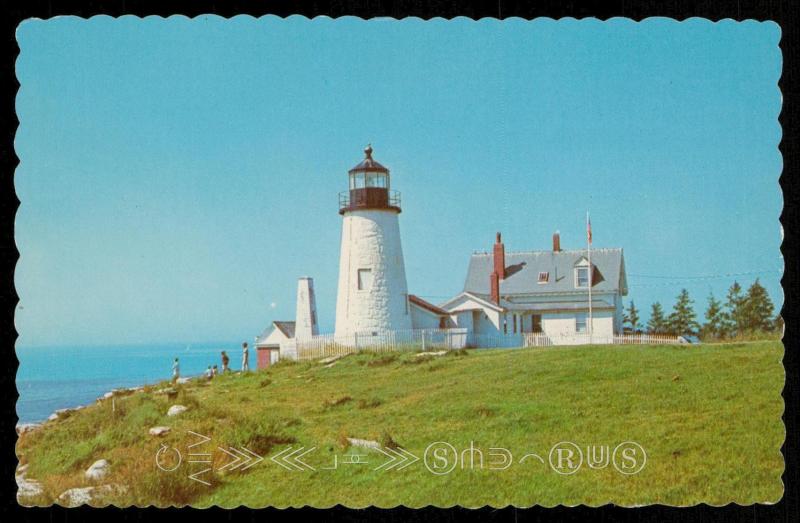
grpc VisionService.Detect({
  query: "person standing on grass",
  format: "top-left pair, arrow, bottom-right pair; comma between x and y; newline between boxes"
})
221,351 -> 230,373
241,342 -> 250,372
212,365 -> 218,377
205,365 -> 213,380
172,358 -> 180,383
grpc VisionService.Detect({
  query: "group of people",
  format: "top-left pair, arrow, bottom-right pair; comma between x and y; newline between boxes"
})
171,342 -> 250,383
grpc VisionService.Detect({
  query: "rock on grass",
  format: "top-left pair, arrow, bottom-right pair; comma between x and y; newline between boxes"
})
167,405 -> 188,417
85,459 -> 110,481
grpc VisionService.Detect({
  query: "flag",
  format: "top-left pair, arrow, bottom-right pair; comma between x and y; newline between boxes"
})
586,214 -> 592,244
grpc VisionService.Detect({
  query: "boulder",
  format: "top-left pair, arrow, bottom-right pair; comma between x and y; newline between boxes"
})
16,471 -> 44,502
176,377 -> 191,384
47,413 -> 59,422
58,486 -> 94,507
346,437 -> 381,449
85,459 -> 110,481
149,426 -> 171,436
167,405 -> 188,417
320,354 -> 349,365
57,484 -> 126,508
415,351 -> 447,357
102,391 -> 114,399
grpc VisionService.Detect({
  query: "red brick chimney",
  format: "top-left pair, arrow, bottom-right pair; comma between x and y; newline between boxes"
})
490,232 -> 505,304
493,232 -> 505,279
553,231 -> 561,252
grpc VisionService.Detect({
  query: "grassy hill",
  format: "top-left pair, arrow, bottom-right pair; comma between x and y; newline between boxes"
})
16,341 -> 784,508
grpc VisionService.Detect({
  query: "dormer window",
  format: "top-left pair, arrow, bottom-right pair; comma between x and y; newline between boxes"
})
537,271 -> 549,284
575,266 -> 590,288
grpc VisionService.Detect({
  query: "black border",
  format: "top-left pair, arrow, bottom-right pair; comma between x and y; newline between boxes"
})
1,1 -> 797,522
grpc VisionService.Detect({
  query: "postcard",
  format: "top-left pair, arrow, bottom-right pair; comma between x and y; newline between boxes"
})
14,15 -> 783,508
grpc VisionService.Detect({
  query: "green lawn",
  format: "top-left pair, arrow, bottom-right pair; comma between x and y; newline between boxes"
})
17,341 -> 784,507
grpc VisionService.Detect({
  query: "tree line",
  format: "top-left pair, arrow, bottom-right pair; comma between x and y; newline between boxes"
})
623,279 -> 781,340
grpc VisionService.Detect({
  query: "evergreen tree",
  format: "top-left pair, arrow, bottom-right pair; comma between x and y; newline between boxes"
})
774,314 -> 784,334
667,289 -> 700,335
701,293 -> 724,340
623,301 -> 641,333
741,279 -> 775,333
722,281 -> 746,337
647,302 -> 667,334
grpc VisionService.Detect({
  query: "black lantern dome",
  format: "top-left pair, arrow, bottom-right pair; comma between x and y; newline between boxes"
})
339,145 -> 401,215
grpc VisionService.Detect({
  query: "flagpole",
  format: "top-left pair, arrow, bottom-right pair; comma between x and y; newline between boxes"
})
587,211 -> 593,344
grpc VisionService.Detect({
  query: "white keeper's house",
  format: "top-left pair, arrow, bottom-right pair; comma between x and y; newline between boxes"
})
440,231 -> 628,344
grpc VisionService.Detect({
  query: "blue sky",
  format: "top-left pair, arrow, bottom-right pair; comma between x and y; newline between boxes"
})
15,16 -> 782,347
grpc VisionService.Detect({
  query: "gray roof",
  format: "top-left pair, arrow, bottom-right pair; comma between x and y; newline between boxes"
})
273,321 -> 296,338
256,320 -> 296,344
463,248 -> 627,296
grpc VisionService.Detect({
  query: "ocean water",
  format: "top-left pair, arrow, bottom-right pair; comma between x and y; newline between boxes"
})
16,342 -> 252,424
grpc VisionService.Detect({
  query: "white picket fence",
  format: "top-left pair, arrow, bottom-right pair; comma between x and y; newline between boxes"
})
522,333 -> 681,346
285,329 -> 683,362
291,328 -> 469,361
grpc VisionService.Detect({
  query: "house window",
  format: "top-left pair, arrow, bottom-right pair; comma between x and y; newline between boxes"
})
532,314 -> 542,333
503,317 -> 507,334
575,267 -> 590,288
357,268 -> 373,290
538,271 -> 549,283
513,314 -> 517,333
576,313 -> 588,333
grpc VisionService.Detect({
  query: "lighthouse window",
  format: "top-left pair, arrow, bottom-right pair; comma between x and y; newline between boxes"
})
366,173 -> 377,187
354,172 -> 366,189
357,268 -> 373,290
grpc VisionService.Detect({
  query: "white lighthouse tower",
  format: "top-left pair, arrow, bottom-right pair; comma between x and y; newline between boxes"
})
334,145 -> 412,337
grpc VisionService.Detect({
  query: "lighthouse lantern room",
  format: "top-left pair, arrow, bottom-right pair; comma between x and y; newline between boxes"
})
339,145 -> 401,214
334,145 -> 413,337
